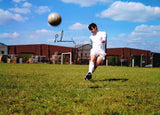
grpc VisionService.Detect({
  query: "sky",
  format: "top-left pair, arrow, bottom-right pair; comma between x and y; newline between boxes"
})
0,0 -> 160,53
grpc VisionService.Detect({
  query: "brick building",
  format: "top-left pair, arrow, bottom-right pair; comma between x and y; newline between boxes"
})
107,48 -> 151,67
6,44 -> 160,67
8,44 -> 76,63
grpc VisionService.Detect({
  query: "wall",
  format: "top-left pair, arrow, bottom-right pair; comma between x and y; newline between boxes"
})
8,44 -> 76,61
7,44 -> 159,66
107,48 -> 151,66
0,43 -> 8,56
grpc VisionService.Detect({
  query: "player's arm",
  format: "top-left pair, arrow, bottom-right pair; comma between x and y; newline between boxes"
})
101,32 -> 107,43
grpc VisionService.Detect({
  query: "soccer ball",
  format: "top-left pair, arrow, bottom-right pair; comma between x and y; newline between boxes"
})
48,13 -> 62,26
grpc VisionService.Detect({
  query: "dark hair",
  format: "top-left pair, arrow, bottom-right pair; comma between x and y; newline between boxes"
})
88,23 -> 97,30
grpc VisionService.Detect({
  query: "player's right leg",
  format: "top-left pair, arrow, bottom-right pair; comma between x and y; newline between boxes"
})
85,54 -> 97,80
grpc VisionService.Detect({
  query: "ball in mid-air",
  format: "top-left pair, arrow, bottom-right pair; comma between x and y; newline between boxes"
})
48,13 -> 62,26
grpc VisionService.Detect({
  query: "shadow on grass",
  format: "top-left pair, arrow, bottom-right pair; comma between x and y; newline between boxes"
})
90,78 -> 128,83
89,78 -> 128,89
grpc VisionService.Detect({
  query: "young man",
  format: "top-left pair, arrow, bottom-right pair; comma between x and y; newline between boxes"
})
85,23 -> 107,80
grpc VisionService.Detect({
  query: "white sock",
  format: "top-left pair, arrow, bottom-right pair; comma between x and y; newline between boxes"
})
88,61 -> 94,74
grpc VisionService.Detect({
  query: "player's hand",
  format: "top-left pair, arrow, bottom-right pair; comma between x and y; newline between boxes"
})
101,40 -> 105,43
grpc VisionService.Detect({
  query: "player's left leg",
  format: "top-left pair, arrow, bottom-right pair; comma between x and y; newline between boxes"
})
92,55 -> 103,73
95,55 -> 103,66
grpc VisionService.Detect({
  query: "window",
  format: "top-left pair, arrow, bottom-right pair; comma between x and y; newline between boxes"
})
1,51 -> 4,54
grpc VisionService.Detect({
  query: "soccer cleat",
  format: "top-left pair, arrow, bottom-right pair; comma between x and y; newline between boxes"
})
84,72 -> 92,80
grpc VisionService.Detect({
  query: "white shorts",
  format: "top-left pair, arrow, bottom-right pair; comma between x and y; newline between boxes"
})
90,48 -> 106,60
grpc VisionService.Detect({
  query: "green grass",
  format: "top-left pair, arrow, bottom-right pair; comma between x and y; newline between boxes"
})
0,63 -> 160,115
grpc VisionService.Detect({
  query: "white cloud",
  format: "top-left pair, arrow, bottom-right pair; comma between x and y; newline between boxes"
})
27,29 -> 59,39
35,6 -> 50,14
12,0 -> 25,3
109,24 -> 160,52
13,13 -> 28,22
128,25 -> 160,40
117,33 -> 126,38
0,32 -> 20,39
0,9 -> 28,25
35,29 -> 55,35
22,2 -> 32,8
96,1 -> 160,22
26,29 -> 62,44
148,41 -> 160,52
9,7 -> 31,14
61,0 -> 112,7
69,23 -> 87,30
115,24 -> 160,52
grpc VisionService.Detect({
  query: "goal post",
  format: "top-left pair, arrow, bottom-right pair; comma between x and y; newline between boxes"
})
61,52 -> 72,64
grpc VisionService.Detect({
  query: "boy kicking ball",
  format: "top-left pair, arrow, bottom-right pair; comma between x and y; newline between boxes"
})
85,23 -> 107,80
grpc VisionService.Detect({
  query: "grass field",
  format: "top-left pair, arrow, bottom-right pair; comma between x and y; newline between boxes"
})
0,63 -> 160,115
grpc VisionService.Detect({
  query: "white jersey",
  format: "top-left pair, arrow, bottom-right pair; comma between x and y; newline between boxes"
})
89,31 -> 107,53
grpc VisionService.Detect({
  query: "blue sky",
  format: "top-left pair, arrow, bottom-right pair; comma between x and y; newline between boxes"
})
0,0 -> 160,53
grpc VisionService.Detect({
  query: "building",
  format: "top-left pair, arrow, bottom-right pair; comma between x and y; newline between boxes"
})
151,52 -> 160,67
0,43 -> 8,56
107,48 -> 151,67
75,44 -> 91,64
8,44 -> 76,63
0,43 -> 8,62
2,43 -> 159,67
